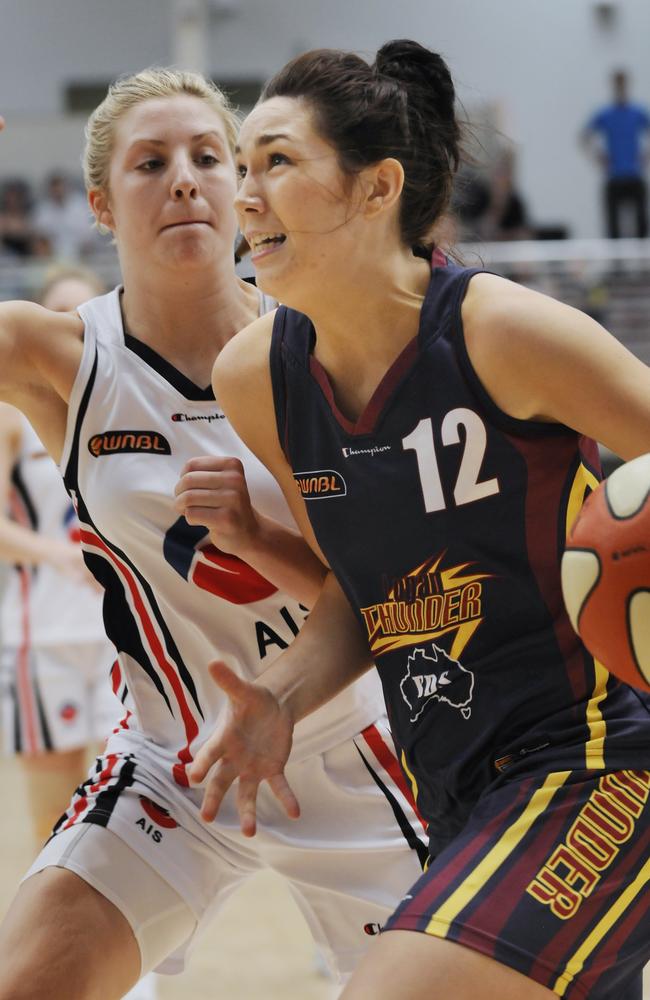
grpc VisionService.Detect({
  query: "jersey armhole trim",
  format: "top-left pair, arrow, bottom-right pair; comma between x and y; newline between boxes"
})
452,271 -> 576,441
269,307 -> 291,459
59,314 -> 98,482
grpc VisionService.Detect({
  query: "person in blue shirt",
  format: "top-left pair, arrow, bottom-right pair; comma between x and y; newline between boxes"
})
582,70 -> 650,238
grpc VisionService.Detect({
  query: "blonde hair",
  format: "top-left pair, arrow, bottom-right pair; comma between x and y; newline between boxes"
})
82,67 -> 239,194
38,263 -> 106,301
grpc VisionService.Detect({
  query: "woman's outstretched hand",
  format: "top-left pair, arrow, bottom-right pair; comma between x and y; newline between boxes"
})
190,661 -> 300,836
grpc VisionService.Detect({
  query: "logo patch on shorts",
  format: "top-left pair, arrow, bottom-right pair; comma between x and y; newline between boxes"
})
88,431 -> 171,457
139,796 -> 178,830
293,470 -> 347,499
59,702 -> 79,723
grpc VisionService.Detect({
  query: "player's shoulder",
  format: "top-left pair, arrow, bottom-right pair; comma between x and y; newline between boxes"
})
0,300 -> 83,381
463,271 -> 537,329
462,270 -> 578,365
213,310 -> 277,402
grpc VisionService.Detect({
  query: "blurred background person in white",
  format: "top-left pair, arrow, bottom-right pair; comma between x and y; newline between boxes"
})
32,172 -> 100,260
0,264 -> 121,848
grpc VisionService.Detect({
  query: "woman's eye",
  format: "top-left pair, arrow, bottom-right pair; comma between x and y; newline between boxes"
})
237,164 -> 248,179
139,159 -> 164,171
197,153 -> 219,166
269,152 -> 289,168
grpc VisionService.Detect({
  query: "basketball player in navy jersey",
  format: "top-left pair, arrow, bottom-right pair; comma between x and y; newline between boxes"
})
194,42 -> 650,1000
0,73 -> 424,999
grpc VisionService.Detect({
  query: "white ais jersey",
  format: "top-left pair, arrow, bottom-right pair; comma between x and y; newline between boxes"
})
63,288 -> 384,787
1,416 -> 108,648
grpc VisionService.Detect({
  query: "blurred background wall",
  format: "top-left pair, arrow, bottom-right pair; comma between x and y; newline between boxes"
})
1,0 -> 650,238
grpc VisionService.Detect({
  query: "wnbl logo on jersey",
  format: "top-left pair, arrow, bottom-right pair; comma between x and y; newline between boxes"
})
293,469 -> 347,499
400,645 -> 474,722
88,430 -> 171,457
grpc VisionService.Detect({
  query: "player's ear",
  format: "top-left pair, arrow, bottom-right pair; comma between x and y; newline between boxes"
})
359,158 -> 405,220
89,188 -> 115,233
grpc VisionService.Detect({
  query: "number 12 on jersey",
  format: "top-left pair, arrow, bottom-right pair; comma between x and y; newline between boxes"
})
402,409 -> 500,513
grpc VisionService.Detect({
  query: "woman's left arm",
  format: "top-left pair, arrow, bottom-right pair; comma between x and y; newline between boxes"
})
462,272 -> 650,459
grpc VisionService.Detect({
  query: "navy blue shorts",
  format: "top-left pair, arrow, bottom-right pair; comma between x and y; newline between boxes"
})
384,768 -> 650,998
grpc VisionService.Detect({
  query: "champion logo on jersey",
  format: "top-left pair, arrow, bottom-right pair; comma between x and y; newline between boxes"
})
171,412 -> 225,423
342,444 -> 391,459
293,470 -> 347,499
88,431 -> 171,457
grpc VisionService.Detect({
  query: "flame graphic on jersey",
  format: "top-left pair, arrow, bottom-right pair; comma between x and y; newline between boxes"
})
360,553 -> 491,658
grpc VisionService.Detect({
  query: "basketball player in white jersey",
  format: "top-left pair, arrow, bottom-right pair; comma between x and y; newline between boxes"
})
0,267 -> 120,847
0,73 -> 424,999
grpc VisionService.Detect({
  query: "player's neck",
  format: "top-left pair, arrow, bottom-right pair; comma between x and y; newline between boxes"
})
308,253 -> 431,422
120,266 -> 260,385
312,253 -> 429,362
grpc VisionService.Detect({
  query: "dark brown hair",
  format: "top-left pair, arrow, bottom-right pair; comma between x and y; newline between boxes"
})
261,39 -> 461,252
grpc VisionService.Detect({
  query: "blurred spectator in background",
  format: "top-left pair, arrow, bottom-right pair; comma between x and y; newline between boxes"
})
582,69 -> 650,238
452,147 -> 532,242
32,171 -> 98,260
481,148 -> 533,241
0,179 -> 37,257
0,264 -> 120,851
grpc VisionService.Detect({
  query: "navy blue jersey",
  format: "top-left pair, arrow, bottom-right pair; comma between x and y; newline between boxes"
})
270,259 -> 650,855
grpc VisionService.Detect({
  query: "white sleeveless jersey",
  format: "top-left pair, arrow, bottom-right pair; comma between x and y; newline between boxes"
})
62,288 -> 384,786
1,416 -> 109,647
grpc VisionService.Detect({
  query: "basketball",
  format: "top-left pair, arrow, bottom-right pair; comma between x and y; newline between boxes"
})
561,453 -> 650,691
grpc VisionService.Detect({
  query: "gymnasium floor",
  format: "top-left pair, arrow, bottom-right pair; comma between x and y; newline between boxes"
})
1,749 -> 648,998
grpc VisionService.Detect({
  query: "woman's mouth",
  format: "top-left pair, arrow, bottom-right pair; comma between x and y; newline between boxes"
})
249,232 -> 287,259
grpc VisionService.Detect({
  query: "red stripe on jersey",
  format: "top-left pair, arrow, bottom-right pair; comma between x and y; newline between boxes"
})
16,568 -> 40,753
10,487 -> 41,754
361,723 -> 427,831
309,338 -> 420,438
112,709 -> 132,736
504,432 -> 593,704
110,660 -> 121,695
80,529 -> 198,781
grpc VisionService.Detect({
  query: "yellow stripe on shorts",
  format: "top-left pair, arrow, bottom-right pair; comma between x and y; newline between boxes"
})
426,771 -> 571,936
553,852 -> 650,996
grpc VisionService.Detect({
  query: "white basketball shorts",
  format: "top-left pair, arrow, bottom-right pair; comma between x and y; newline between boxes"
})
24,717 -> 427,981
0,641 -> 121,754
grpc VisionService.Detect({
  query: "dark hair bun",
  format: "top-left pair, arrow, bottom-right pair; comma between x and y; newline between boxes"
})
374,39 -> 456,129
262,41 -> 461,249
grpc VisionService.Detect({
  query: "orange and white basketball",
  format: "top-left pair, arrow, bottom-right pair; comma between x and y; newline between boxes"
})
561,453 -> 650,691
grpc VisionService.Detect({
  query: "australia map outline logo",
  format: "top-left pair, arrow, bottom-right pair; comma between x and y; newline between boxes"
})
400,644 -> 474,723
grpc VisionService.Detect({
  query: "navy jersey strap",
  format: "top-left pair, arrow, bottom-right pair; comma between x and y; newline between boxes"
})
418,262 -> 483,349
270,306 -> 314,458
269,308 -> 289,457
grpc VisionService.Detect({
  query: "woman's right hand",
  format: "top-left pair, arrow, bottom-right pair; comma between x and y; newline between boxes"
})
190,660 -> 300,835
